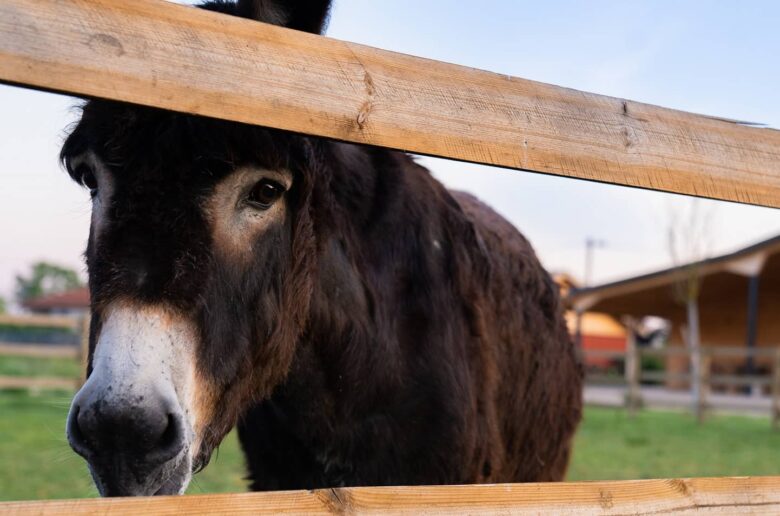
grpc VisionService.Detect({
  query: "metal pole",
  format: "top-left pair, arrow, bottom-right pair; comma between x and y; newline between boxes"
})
584,238 -> 606,287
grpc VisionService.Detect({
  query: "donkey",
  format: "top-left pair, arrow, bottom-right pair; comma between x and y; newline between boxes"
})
63,0 -> 583,497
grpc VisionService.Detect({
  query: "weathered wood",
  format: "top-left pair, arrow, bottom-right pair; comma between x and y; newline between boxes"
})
2,477 -> 780,515
0,342 -> 79,359
639,347 -> 690,357
78,315 -> 89,386
623,319 -> 642,416
696,355 -> 711,423
580,349 -> 626,359
584,373 -> 626,385
0,375 -> 77,390
0,314 -> 79,330
709,374 -> 771,388
702,346 -> 780,359
773,350 -> 780,430
2,0 -> 780,206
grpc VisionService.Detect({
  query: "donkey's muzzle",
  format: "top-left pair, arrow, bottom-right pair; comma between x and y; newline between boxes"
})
66,303 -> 199,496
68,386 -> 189,496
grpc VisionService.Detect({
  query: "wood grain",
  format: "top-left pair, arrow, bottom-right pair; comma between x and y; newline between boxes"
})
2,477 -> 780,515
0,342 -> 78,359
0,314 -> 79,330
0,375 -> 76,390
1,0 -> 779,206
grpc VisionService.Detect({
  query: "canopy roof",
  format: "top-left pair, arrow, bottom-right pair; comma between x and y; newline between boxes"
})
568,235 -> 780,325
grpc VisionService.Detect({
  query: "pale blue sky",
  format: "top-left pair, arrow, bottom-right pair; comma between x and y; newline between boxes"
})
1,1 -> 779,300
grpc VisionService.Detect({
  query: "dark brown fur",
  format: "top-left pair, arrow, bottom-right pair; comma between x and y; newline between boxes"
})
61,0 -> 583,491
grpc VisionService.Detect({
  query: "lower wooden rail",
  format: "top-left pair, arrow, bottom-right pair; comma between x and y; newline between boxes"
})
0,343 -> 79,359
2,477 -> 780,515
0,375 -> 77,390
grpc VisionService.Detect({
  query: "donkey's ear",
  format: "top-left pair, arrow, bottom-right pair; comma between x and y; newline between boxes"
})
237,0 -> 333,34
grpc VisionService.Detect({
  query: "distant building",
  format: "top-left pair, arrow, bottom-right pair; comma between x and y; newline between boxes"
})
554,274 -> 627,369
568,235 -> 780,388
23,287 -> 90,318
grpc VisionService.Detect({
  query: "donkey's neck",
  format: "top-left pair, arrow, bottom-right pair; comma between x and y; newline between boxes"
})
276,143 -> 449,440
240,142 -> 486,489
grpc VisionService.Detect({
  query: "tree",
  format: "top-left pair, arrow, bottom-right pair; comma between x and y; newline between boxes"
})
666,198 -> 718,423
0,296 -> 6,314
15,261 -> 84,303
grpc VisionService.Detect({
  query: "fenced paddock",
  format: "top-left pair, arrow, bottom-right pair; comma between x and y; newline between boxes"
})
1,0 -> 779,513
584,344 -> 780,426
0,314 -> 87,390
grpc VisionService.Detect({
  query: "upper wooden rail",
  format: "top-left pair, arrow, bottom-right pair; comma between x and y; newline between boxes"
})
2,0 -> 780,206
2,477 -> 780,515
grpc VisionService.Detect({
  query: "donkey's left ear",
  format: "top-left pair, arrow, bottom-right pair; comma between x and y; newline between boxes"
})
237,0 -> 333,34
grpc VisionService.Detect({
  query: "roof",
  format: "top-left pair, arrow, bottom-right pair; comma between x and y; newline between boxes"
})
23,287 -> 90,310
567,234 -> 780,318
554,273 -> 626,338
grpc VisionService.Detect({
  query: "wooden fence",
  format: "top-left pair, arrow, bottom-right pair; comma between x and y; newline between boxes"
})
585,344 -> 780,426
4,477 -> 780,515
2,0 -> 780,207
0,314 -> 87,390
1,0 -> 779,512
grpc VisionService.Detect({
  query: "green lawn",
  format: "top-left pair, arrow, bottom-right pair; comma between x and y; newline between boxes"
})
0,355 -> 81,379
2,388 -> 780,501
0,389 -> 246,501
568,407 -> 780,481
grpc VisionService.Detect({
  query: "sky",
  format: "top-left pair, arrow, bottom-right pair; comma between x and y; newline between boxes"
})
1,0 -> 779,303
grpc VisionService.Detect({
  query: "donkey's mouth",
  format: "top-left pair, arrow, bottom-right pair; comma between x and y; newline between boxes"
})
153,456 -> 194,496
88,450 -> 193,497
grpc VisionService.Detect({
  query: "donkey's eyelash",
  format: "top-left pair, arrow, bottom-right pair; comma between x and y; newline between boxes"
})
67,160 -> 98,192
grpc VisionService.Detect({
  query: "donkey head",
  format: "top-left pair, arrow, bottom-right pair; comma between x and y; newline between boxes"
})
64,0 -> 332,496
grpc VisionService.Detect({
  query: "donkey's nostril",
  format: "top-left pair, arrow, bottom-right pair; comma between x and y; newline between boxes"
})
67,393 -> 186,467
147,413 -> 186,464
67,404 -> 93,459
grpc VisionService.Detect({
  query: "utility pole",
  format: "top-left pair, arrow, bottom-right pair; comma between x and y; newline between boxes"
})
584,237 -> 607,287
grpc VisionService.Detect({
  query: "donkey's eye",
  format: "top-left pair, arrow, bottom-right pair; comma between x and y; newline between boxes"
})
247,179 -> 285,209
76,164 -> 98,196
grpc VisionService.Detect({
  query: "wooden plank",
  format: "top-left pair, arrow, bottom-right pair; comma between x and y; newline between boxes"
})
78,315 -> 89,386
0,342 -> 79,359
703,346 -> 779,359
0,375 -> 76,390
2,1 -> 780,207
584,373 -> 625,385
2,477 -> 780,515
772,350 -> 780,430
641,371 -> 690,383
640,347 -> 690,357
709,374 -> 771,387
582,350 -> 625,359
0,314 -> 78,330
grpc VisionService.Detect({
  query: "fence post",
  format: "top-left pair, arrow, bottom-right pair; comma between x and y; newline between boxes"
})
690,342 -> 702,423
78,314 -> 90,387
624,318 -> 641,416
772,349 -> 780,430
696,350 -> 710,424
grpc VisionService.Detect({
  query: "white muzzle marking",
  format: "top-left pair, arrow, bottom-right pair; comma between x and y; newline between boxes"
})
71,302 -> 201,494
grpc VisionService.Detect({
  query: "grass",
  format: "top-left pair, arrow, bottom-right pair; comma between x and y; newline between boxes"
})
0,356 -> 81,379
568,406 -> 780,481
2,389 -> 780,501
0,389 -> 246,501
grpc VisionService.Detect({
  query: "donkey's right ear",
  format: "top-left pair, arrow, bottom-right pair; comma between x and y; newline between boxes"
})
237,0 -> 333,35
